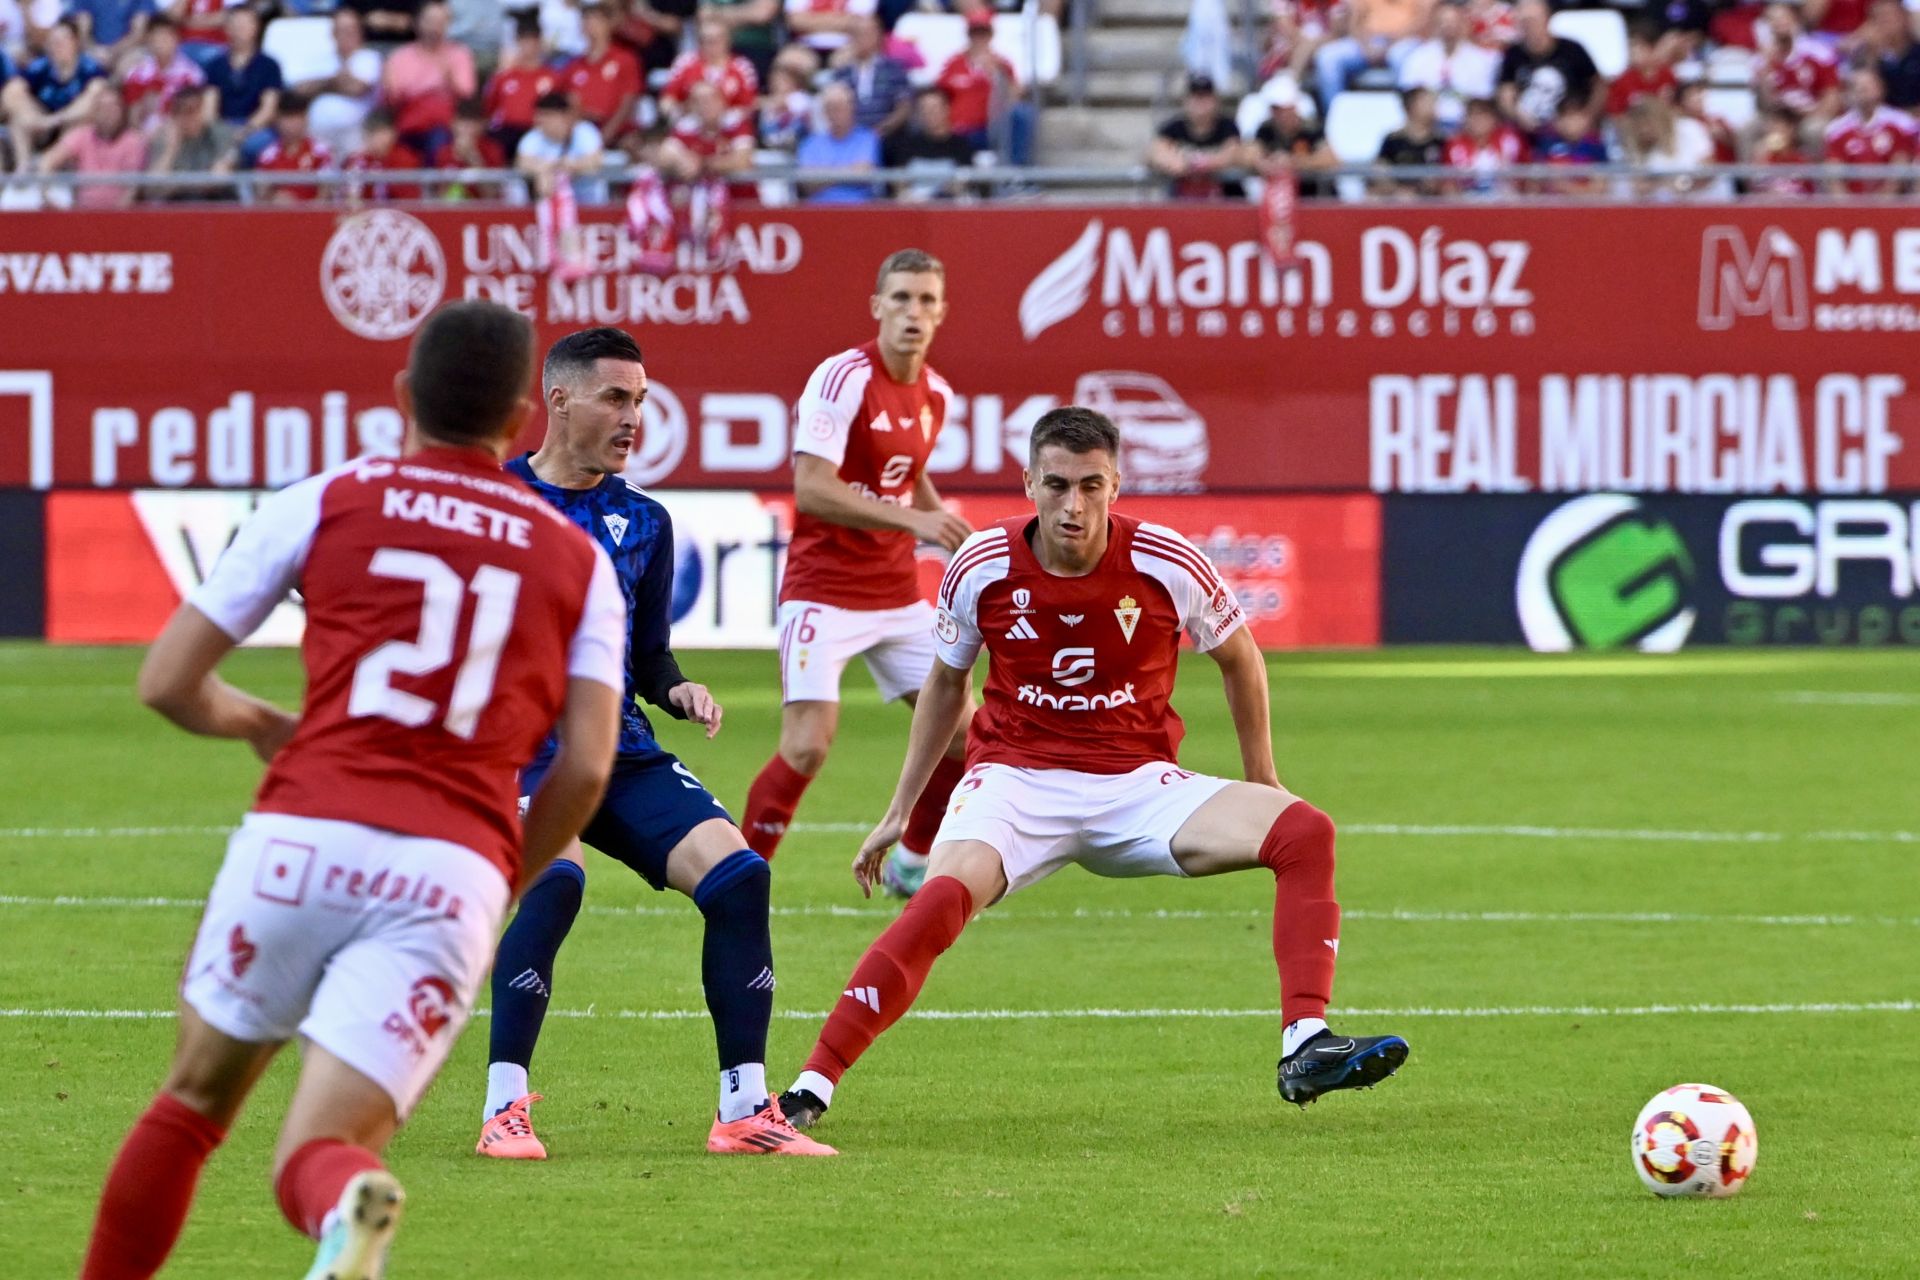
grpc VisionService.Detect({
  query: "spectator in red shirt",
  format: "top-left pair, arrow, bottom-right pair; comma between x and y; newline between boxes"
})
936,9 -> 1019,152
663,15 -> 761,117
253,92 -> 331,203
39,88 -> 146,207
1444,94 -> 1527,195
381,0 -> 475,160
1755,1 -> 1841,140
660,77 -> 755,196
562,3 -> 641,142
434,98 -> 509,198
121,15 -> 205,128
1605,24 -> 1677,119
484,15 -> 556,159
344,107 -> 423,201
1750,104 -> 1814,193
1804,0 -> 1870,42
1824,64 -> 1917,192
1677,80 -> 1740,163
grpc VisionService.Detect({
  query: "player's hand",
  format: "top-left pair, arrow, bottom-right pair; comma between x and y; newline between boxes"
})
910,508 -> 973,553
853,811 -> 906,899
668,681 -> 723,738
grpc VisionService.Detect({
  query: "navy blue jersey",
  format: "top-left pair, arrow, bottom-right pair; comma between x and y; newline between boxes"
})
508,455 -> 685,762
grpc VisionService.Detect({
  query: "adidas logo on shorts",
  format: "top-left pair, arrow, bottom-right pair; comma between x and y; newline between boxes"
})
1004,618 -> 1039,641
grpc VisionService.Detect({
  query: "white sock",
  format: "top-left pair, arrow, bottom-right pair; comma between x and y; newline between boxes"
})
485,1062 -> 530,1120
1282,1017 -> 1329,1058
791,1069 -> 835,1108
892,846 -> 928,868
717,1063 -> 768,1123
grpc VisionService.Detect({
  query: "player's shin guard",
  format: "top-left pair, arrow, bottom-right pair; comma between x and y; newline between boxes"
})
1258,802 -> 1341,1026
742,754 -> 812,861
901,754 -> 967,856
801,875 -> 974,1087
81,1093 -> 226,1280
694,850 -> 775,1121
486,860 -> 584,1114
275,1140 -> 384,1239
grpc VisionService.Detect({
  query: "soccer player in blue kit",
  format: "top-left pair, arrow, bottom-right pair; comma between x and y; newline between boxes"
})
475,328 -> 835,1159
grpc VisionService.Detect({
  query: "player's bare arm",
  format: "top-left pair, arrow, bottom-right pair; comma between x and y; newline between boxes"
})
138,605 -> 298,763
854,657 -> 971,897
519,676 -> 621,893
1208,626 -> 1283,789
793,453 -> 969,550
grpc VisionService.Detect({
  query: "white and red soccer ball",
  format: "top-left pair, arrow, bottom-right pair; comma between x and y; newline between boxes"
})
1631,1083 -> 1758,1198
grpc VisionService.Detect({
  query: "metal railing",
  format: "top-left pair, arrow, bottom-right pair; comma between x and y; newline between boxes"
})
8,161 -> 1920,206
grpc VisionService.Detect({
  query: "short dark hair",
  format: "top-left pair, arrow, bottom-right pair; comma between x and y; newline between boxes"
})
1029,406 -> 1119,463
363,107 -> 396,131
542,327 -> 644,394
148,14 -> 177,32
455,97 -> 485,122
513,11 -> 541,39
534,91 -> 571,114
407,302 -> 536,444
874,247 -> 944,294
278,91 -> 311,118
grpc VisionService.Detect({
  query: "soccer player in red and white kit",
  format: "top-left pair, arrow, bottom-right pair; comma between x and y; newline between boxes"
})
79,303 -> 626,1280
776,408 -> 1408,1133
741,248 -> 975,897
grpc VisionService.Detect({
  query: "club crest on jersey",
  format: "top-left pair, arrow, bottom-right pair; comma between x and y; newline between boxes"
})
603,513 -> 629,546
1115,595 -> 1142,643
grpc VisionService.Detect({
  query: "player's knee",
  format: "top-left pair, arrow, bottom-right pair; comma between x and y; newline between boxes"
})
781,739 -> 831,776
160,1077 -> 243,1132
1260,801 -> 1336,873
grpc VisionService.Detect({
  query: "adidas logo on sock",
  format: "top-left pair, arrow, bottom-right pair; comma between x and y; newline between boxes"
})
507,968 -> 550,998
748,967 -> 776,992
843,985 -> 880,1013
1324,938 -> 1340,954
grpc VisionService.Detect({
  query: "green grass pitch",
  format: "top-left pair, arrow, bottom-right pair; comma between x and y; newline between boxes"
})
4,643 -> 1916,1277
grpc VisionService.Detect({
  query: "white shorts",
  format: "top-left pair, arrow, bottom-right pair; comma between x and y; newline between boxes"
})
777,599 -> 938,704
935,761 -> 1241,897
181,813 -> 509,1118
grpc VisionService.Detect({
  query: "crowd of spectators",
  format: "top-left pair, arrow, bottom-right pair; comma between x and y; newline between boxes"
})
0,0 -> 1039,204
1155,0 -> 1920,199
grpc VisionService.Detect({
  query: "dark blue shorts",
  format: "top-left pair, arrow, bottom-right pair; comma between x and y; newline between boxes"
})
522,750 -> 732,891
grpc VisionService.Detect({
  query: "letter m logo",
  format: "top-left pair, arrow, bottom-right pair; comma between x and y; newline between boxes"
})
1697,226 -> 1809,332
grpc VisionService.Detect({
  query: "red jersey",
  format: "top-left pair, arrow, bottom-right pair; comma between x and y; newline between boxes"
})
934,515 -> 1245,774
186,449 -> 626,883
783,341 -> 952,610
562,46 -> 642,132
662,51 -> 760,109
1445,126 -> 1527,191
256,137 -> 332,202
1605,64 -> 1675,117
1761,40 -> 1839,116
344,143 -> 425,200
669,107 -> 755,159
121,51 -> 205,114
935,51 -> 1017,135
1824,106 -> 1919,191
484,64 -> 557,131
1814,0 -> 1867,34
177,0 -> 227,45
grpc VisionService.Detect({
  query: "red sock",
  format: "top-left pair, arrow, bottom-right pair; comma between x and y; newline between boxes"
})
274,1139 -> 384,1240
81,1093 -> 226,1280
900,755 -> 967,855
742,754 -> 813,861
802,875 -> 974,1084
1258,802 -> 1341,1026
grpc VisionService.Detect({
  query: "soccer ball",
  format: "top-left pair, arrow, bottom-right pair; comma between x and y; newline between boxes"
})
1630,1083 -> 1757,1198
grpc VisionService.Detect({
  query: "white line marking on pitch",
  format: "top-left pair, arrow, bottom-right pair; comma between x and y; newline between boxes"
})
3,1001 -> 1914,1022
1776,691 -> 1920,707
6,821 -> 1918,845
2,894 -> 1912,929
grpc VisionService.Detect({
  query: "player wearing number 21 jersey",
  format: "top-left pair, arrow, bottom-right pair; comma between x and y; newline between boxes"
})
742,248 -> 977,899
776,407 -> 1410,1136
81,303 -> 627,1280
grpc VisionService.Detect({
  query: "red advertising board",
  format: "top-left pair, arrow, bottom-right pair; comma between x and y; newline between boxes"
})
2,204 -> 1916,495
44,490 -> 1380,648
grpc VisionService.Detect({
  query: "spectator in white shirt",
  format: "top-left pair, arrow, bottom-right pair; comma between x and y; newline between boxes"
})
516,88 -> 605,201
297,9 -> 384,156
1398,1 -> 1501,132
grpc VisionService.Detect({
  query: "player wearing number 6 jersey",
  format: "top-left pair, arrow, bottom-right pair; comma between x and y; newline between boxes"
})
474,327 -> 833,1162
740,248 -> 976,898
81,303 -> 627,1280
777,407 -> 1409,1135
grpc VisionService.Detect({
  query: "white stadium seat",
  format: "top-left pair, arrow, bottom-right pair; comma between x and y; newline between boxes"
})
1703,86 -> 1757,131
1706,45 -> 1757,86
262,16 -> 338,87
1548,9 -> 1629,79
895,13 -> 967,86
1324,90 -> 1406,163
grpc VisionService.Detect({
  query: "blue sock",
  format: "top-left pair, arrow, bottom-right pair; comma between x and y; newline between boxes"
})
485,860 -> 584,1114
693,851 -> 774,1113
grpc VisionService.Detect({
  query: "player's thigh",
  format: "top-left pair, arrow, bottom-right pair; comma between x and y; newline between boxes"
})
1075,765 -> 1247,882
272,1040 -> 403,1174
861,601 -> 939,704
926,839 -> 1011,910
181,814 -> 361,1049
663,817 -> 755,896
777,600 -> 867,705
161,1003 -> 284,1130
295,836 -> 509,1126
584,752 -> 735,892
932,763 -> 1081,903
1168,781 -> 1304,878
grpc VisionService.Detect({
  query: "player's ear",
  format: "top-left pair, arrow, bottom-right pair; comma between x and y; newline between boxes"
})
869,293 -> 884,323
1021,466 -> 1035,499
393,369 -> 414,423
